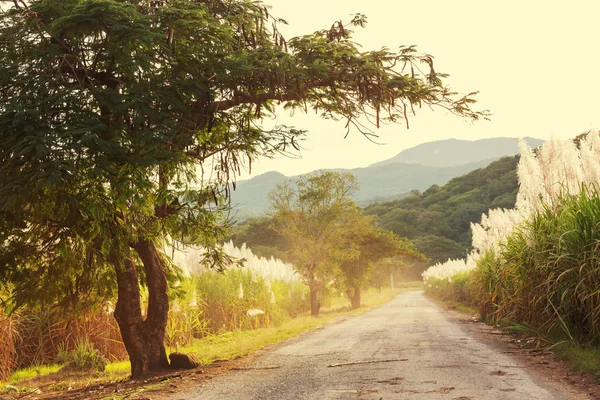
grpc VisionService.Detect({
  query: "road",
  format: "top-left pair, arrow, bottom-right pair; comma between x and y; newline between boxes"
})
166,291 -> 584,399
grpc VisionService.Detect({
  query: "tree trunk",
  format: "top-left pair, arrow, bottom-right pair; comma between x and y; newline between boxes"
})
346,284 -> 361,309
309,280 -> 321,317
113,240 -> 170,378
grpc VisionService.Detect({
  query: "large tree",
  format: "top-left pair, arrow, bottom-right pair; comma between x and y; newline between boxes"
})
0,0 -> 486,377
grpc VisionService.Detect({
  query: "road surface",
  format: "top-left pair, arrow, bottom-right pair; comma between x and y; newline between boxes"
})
166,290 -> 584,399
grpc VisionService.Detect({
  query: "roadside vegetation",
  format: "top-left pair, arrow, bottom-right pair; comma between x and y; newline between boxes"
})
0,167 -> 425,396
1,285 -> 420,396
0,0 -> 484,380
364,156 -> 519,265
423,132 -> 600,378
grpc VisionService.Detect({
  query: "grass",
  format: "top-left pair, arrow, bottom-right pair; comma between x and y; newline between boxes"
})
1,285 -> 420,395
553,343 -> 600,380
1,365 -> 129,395
180,315 -> 337,364
8,364 -> 63,385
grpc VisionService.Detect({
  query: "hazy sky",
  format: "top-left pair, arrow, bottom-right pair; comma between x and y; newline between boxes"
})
3,1 -> 599,179
242,0 -> 600,178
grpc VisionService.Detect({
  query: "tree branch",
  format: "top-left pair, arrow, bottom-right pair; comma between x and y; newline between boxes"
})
208,91 -> 303,114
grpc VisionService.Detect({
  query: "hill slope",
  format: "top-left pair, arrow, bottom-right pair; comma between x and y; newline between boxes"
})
369,137 -> 543,168
364,156 -> 519,264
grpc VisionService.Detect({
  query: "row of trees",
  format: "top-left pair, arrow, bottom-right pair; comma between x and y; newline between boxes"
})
269,171 -> 423,315
0,0 -> 484,377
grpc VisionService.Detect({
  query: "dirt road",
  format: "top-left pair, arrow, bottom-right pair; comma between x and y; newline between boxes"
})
166,291 -> 588,399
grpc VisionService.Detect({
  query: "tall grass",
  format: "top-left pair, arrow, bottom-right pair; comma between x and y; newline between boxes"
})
424,134 -> 600,346
0,309 -> 15,381
426,187 -> 600,345
1,244 -> 308,379
11,306 -> 126,369
473,188 -> 600,342
195,269 -> 307,334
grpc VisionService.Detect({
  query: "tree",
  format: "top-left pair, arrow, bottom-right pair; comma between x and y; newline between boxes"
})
339,224 -> 403,308
269,171 -> 360,316
0,0 -> 485,377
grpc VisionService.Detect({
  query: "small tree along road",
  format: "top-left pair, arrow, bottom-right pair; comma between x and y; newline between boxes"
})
0,0 -> 487,378
269,171 -> 362,316
339,223 -> 424,309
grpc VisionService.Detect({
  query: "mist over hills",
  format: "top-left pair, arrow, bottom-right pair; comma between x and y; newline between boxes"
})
230,137 -> 543,220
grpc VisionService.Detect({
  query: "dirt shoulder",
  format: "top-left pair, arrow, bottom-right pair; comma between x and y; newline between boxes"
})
436,301 -> 599,400
4,320 -> 343,400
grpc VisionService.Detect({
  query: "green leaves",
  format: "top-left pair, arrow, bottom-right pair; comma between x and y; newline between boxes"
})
0,0 -> 484,328
269,172 -> 359,283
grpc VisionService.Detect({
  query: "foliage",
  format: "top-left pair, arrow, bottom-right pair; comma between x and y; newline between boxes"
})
1,269 -> 305,377
338,222 -> 424,307
195,268 -> 306,333
0,0 -> 484,375
57,338 -> 108,372
364,156 -> 519,263
170,240 -> 299,283
423,271 -> 474,305
269,171 -> 361,315
425,132 -> 600,346
553,343 -> 600,379
472,189 -> 600,342
165,277 -> 208,352
8,305 -> 125,371
229,218 -> 289,261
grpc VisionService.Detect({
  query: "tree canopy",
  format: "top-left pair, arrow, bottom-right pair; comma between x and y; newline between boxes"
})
0,0 -> 485,377
269,171 -> 361,315
338,222 -> 423,308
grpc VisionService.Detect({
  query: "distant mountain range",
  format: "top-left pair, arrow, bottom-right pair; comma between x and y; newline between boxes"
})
230,137 -> 544,221
369,137 -> 544,168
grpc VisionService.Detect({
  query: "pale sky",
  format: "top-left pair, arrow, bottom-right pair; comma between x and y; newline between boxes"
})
242,0 -> 600,178
3,1 -> 599,179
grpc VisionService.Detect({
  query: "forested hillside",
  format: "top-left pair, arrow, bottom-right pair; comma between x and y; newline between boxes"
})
364,156 -> 519,263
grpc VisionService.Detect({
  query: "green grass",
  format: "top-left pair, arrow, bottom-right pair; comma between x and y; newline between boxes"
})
104,360 -> 131,375
8,364 -> 63,385
554,343 -> 600,380
181,315 -> 336,364
1,364 -> 130,395
424,291 -> 477,315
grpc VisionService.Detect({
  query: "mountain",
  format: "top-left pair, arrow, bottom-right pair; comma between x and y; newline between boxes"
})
230,155 -> 521,270
230,137 -> 543,221
231,159 -> 496,220
369,137 -> 544,168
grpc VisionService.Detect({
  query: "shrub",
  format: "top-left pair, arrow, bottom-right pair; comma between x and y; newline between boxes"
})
57,338 -> 108,372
